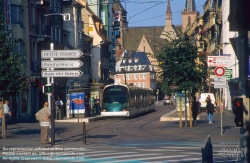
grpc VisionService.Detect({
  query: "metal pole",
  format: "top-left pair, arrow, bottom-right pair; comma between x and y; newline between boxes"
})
50,43 -> 55,146
78,86 -> 79,123
83,121 -> 86,145
220,88 -> 223,136
180,97 -> 182,128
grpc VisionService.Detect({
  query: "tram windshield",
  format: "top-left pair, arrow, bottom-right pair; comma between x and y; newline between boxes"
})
103,86 -> 128,110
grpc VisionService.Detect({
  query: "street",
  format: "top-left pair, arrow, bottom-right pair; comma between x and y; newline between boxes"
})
0,104 -> 244,163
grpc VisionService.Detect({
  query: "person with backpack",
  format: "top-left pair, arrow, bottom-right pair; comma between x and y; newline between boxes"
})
206,100 -> 217,124
35,102 -> 51,144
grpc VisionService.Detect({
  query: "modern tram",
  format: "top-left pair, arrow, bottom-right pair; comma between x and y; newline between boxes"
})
101,84 -> 155,117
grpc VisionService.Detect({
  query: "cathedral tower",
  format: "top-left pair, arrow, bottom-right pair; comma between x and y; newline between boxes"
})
181,0 -> 199,32
166,0 -> 172,28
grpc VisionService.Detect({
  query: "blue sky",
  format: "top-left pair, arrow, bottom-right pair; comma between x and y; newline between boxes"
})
122,0 -> 206,27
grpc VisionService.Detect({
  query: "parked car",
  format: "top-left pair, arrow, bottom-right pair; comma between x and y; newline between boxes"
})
164,98 -> 171,105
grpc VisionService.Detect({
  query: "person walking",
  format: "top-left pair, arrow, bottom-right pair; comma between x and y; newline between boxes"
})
35,102 -> 51,144
3,100 -> 11,130
191,96 -> 199,125
206,100 -> 217,124
84,95 -> 90,117
94,96 -> 100,115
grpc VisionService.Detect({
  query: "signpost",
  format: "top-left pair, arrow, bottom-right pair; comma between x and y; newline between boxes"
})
41,50 -> 83,59
207,56 -> 231,67
41,60 -> 83,68
41,70 -> 83,77
41,48 -> 84,146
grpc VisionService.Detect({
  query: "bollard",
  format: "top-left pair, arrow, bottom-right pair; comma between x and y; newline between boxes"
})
83,121 -> 86,145
179,97 -> 182,128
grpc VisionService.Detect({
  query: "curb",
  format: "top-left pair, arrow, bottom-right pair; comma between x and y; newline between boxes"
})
55,116 -> 101,123
160,110 -> 200,121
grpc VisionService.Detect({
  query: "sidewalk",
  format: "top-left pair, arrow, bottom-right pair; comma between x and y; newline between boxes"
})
159,109 -> 241,145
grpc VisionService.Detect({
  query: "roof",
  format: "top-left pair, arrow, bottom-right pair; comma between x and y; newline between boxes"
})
116,51 -> 154,73
123,26 -> 165,52
143,35 -> 167,54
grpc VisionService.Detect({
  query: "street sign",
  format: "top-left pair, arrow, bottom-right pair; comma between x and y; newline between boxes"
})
41,70 -> 83,77
214,66 -> 225,76
207,56 -> 231,67
41,50 -> 83,59
224,69 -> 232,79
214,77 -> 226,88
41,60 -> 83,69
214,84 -> 226,88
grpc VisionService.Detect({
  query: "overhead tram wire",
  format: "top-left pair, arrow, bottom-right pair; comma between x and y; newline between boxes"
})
128,5 -> 204,25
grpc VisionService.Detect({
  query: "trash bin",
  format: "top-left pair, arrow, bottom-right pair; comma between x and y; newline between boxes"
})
56,108 -> 63,120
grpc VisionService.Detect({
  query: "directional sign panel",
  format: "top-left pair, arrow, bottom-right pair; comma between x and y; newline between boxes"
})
41,70 -> 83,77
207,56 -> 231,67
214,84 -> 226,89
41,60 -> 83,69
41,50 -> 83,59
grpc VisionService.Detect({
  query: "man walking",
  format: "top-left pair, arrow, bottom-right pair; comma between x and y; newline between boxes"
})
35,102 -> 51,144
3,100 -> 11,130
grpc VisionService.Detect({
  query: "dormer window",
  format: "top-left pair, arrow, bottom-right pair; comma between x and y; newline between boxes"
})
139,65 -> 142,70
149,65 -> 152,71
135,57 -> 139,63
128,58 -> 132,63
134,65 -> 137,71
123,59 -> 126,63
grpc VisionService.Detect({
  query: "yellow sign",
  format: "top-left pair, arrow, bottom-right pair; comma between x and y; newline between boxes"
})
89,27 -> 93,31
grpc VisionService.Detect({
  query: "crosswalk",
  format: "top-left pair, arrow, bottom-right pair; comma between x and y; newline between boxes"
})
0,145 -> 244,163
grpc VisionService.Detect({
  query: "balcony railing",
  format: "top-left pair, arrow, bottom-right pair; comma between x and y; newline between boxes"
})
37,24 -> 51,36
32,61 -> 40,74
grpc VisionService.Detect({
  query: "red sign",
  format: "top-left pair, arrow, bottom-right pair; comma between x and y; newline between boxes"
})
214,66 -> 225,76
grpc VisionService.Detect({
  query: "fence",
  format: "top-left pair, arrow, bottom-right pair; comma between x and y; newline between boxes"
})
201,135 -> 213,163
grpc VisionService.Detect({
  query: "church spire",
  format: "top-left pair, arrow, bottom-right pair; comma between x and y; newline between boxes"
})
166,0 -> 172,20
185,0 -> 196,12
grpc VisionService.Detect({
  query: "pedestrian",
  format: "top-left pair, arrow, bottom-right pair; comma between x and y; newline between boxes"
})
3,100 -> 11,130
91,97 -> 95,115
84,95 -> 90,117
94,96 -> 100,115
232,97 -> 243,127
192,96 -> 199,125
55,96 -> 64,118
206,100 -> 217,124
35,102 -> 51,144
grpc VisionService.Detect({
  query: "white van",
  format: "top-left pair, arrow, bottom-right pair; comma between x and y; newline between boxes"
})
199,93 -> 216,111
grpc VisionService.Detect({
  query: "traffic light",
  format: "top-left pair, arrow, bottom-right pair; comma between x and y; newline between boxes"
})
43,85 -> 52,94
232,98 -> 244,127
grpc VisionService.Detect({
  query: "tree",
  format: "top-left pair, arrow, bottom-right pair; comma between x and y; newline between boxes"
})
0,12 -> 30,98
155,31 -> 208,127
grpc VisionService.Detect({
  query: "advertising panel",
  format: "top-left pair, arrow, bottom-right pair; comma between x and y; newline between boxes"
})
70,92 -> 85,114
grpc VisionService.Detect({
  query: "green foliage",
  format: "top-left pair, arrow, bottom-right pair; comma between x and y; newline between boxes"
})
155,31 -> 208,93
0,12 -> 30,97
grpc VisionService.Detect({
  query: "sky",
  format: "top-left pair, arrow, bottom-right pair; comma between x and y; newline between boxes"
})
121,0 -> 206,27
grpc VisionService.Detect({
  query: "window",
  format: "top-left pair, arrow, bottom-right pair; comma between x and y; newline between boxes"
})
140,74 -> 143,79
143,74 -> 146,79
144,82 -> 147,88
188,16 -> 191,26
12,5 -> 22,24
134,74 -> 138,80
31,4 -> 35,25
140,83 -> 143,88
14,40 -> 24,56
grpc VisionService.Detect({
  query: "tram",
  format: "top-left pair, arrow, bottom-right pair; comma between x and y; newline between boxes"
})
101,84 -> 155,117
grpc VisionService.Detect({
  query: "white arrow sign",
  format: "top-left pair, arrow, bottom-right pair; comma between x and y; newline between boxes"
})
207,56 -> 231,67
41,50 -> 83,59
41,70 -> 83,77
214,84 -> 226,89
41,60 -> 83,69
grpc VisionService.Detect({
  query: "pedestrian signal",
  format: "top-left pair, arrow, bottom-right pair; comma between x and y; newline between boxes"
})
43,85 -> 52,94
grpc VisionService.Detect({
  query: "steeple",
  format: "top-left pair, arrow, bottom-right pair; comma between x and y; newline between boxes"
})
166,0 -> 172,20
166,0 -> 172,27
185,0 -> 196,12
